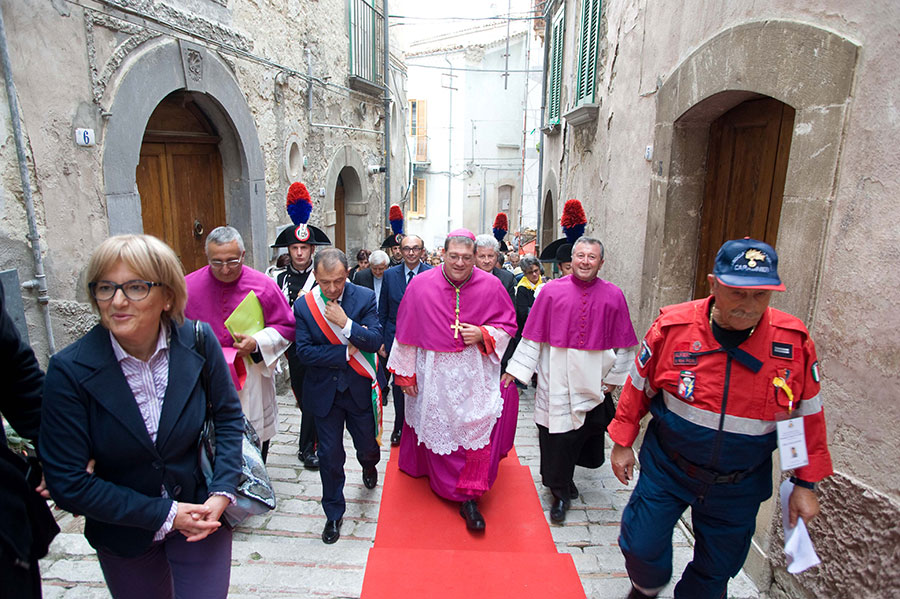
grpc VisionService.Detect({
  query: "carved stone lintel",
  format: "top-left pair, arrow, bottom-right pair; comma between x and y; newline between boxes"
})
83,1 -> 253,106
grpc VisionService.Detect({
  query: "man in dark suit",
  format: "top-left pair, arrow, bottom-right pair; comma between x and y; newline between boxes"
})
294,248 -> 383,544
475,234 -> 516,303
475,234 -> 517,371
378,235 -> 431,446
352,249 -> 390,312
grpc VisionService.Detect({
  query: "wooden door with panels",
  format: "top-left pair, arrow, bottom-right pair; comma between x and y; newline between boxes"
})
694,97 -> 795,299
334,174 -> 346,252
136,92 -> 225,274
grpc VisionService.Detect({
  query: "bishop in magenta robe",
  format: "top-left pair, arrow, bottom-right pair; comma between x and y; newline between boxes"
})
387,230 -> 517,531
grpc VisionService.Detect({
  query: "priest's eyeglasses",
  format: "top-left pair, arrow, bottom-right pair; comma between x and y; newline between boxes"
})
89,280 -> 163,302
209,258 -> 243,269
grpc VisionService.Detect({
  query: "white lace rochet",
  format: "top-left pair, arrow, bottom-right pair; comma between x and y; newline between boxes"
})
388,327 -> 509,455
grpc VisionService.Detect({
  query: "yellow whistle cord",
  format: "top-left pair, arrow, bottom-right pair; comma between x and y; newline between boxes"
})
773,377 -> 794,413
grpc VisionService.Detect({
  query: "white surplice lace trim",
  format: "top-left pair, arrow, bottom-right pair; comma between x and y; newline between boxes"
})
388,340 -> 504,455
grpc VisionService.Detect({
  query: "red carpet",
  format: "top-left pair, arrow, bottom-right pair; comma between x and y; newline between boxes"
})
361,447 -> 585,598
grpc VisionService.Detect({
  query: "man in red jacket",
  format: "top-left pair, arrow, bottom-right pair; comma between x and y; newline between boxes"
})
609,238 -> 832,599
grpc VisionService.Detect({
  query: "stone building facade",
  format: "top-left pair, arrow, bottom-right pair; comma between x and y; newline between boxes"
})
0,0 -> 407,359
399,3 -> 541,250
537,0 -> 899,596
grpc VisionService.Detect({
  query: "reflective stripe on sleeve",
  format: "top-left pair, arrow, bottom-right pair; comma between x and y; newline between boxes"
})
628,362 -> 656,397
794,393 -> 823,416
663,390 -> 776,436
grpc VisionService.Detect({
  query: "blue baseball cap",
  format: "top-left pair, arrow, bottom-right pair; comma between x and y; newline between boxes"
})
713,238 -> 786,291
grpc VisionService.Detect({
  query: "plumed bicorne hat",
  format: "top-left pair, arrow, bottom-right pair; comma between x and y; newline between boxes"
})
381,204 -> 405,248
272,182 -> 331,248
492,212 -> 510,253
540,199 -> 586,262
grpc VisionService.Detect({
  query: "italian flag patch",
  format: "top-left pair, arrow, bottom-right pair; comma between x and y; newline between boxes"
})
811,361 -> 820,383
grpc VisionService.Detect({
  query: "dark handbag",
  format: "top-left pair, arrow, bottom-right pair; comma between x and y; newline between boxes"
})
193,321 -> 276,527
0,445 -> 60,562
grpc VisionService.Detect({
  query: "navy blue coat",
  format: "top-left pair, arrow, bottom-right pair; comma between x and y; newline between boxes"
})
40,320 -> 244,558
378,262 -> 431,353
294,282 -> 383,417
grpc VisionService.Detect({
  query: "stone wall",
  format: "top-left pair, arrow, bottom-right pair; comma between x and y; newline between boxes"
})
539,0 -> 900,596
0,0 -> 403,359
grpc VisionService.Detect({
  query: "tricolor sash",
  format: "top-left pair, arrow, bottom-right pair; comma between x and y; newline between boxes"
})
304,290 -> 383,445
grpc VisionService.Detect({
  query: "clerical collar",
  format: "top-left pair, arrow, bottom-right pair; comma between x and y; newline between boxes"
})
440,265 -> 472,290
571,275 -> 600,288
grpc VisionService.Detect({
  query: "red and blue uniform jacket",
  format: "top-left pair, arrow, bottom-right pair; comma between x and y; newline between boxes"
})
608,296 -> 832,484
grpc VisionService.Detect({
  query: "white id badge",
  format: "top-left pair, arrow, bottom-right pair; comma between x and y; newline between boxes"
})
776,416 -> 809,471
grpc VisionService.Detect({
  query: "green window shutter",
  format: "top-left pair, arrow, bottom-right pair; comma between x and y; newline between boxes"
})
576,0 -> 600,105
548,8 -> 565,124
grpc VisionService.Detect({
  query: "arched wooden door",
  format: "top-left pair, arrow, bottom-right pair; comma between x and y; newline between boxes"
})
136,91 -> 225,273
694,97 -> 795,298
333,174 -> 346,251
541,191 -> 555,254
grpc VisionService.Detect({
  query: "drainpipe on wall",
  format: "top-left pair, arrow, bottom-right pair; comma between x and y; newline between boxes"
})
535,0 -> 552,250
0,6 -> 56,355
383,0 -> 391,236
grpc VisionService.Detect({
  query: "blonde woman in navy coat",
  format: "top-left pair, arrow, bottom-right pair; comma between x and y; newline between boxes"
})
40,235 -> 243,599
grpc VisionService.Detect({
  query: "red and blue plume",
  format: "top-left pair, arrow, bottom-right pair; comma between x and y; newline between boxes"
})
389,204 -> 404,235
492,212 -> 508,242
286,182 -> 313,226
561,199 -> 586,243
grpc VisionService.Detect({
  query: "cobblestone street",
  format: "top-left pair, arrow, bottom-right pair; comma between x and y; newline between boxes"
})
39,388 -> 760,598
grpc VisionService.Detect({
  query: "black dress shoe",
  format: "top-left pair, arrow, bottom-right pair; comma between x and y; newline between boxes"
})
322,518 -> 343,544
550,497 -> 570,523
362,466 -> 378,489
390,430 -> 402,446
302,453 -> 320,470
459,499 -> 486,531
569,480 -> 579,500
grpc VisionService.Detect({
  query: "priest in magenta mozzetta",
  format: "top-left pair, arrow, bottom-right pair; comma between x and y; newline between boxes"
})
387,229 -> 518,531
185,226 -> 295,461
504,207 -> 638,524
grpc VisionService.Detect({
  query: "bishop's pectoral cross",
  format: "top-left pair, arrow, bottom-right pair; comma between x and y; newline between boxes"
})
450,288 -> 464,339
450,312 -> 464,339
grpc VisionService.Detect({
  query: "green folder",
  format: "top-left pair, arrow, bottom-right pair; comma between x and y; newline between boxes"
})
224,290 -> 265,341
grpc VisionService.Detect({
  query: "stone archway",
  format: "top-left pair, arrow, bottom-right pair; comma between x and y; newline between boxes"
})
640,21 -> 859,325
102,38 -> 267,267
540,169 -> 559,252
324,146 -> 369,256
638,20 -> 859,590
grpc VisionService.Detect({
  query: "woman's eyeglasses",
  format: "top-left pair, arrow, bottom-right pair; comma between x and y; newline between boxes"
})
89,280 -> 163,301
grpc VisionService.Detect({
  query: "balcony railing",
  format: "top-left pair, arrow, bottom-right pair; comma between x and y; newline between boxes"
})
349,0 -> 384,95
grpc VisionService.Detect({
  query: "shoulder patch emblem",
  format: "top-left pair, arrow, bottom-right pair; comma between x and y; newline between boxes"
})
638,339 -> 652,368
811,361 -> 820,383
678,370 -> 695,401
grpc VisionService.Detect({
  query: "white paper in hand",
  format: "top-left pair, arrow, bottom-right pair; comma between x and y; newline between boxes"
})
779,479 -> 821,574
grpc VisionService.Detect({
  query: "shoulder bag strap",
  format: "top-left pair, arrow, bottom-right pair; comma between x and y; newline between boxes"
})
193,320 -> 214,418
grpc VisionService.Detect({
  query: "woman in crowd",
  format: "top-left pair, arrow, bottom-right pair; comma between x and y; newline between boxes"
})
511,256 -> 545,387
349,248 -> 371,282
40,234 -> 244,599
515,255 -> 545,333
